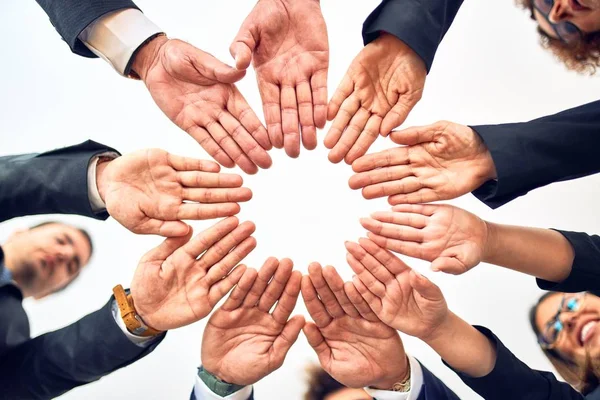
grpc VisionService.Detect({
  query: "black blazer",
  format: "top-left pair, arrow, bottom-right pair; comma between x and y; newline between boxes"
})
0,141 -> 164,400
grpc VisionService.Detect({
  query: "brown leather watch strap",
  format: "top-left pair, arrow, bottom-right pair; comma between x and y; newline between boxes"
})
112,284 -> 163,337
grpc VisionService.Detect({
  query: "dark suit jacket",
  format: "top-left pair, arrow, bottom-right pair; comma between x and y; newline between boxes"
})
0,141 -> 164,400
35,0 -> 139,57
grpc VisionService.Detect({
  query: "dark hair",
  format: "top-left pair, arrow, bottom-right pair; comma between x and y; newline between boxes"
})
530,291 -> 600,394
304,365 -> 345,400
515,0 -> 600,74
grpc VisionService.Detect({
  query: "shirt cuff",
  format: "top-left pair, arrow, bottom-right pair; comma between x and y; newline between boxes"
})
78,9 -> 163,76
87,152 -> 119,213
110,299 -> 157,347
364,355 -> 424,400
193,375 -> 253,400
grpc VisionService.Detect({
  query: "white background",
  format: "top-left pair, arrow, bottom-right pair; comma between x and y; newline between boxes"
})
1,1 -> 600,399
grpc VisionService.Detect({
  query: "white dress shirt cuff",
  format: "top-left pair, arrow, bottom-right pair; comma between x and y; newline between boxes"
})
364,355 -> 424,400
193,375 -> 253,400
78,9 -> 163,76
110,299 -> 157,346
87,152 -> 119,213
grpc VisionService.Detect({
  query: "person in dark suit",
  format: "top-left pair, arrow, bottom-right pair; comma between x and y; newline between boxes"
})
0,141 -> 257,399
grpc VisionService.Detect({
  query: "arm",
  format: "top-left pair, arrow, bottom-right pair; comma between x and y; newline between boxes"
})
363,0 -> 464,72
0,140 -> 118,222
472,100 -> 600,208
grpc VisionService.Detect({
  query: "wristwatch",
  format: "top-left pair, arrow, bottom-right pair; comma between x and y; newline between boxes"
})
112,284 -> 163,337
197,366 -> 246,397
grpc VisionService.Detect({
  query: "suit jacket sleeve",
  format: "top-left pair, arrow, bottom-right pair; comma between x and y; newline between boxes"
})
0,140 -> 119,223
536,230 -> 600,293
34,0 -> 139,57
0,297 -> 164,400
443,325 -> 584,400
362,0 -> 464,72
471,100 -> 600,209
416,361 -> 460,400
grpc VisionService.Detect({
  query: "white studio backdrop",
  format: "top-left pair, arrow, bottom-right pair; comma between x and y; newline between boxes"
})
1,1 -> 599,399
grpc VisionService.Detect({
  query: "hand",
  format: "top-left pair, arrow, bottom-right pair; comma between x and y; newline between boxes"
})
132,36 -> 272,174
325,33 -> 426,165
350,121 -> 497,204
202,258 -> 304,385
345,238 -> 449,341
302,263 -> 408,389
97,149 -> 252,237
130,217 -> 256,331
361,204 -> 489,275
231,0 -> 329,157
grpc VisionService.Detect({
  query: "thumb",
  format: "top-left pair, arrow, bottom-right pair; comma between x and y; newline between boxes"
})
272,315 -> 305,366
431,256 -> 468,275
184,42 -> 246,84
408,270 -> 444,302
230,25 -> 258,70
381,101 -> 411,136
140,227 -> 193,263
303,322 -> 331,362
389,123 -> 439,146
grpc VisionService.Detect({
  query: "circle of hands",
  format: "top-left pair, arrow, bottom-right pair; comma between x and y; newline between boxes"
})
100,0 -> 503,390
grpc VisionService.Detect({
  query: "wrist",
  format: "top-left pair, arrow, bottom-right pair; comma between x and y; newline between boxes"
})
421,311 -> 459,347
482,221 -> 499,263
95,158 -> 112,203
131,35 -> 169,81
370,355 -> 410,390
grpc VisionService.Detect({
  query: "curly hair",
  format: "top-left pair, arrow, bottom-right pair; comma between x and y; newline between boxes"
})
515,0 -> 600,74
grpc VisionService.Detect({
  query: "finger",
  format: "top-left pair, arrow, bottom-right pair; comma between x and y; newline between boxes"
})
140,229 -> 193,264
133,219 -> 191,237
352,275 -> 382,314
176,203 -> 241,220
229,27 -> 256,70
345,114 -> 381,165
222,267 -> 258,311
381,99 -> 412,135
362,177 -> 424,200
351,147 -> 409,173
177,217 -> 239,260
311,69 -> 328,128
281,85 -> 300,158
324,96 -> 359,151
200,223 -> 256,273
327,73 -> 353,121
301,275 -> 332,328
391,204 -> 438,217
322,266 -> 359,318
357,237 -> 412,276
219,108 -> 272,169
272,315 -> 305,367
308,263 -> 345,318
388,189 -> 440,205
297,81 -> 317,151
205,236 -> 257,285
258,80 -> 283,149
345,241 -> 394,284
206,120 -> 258,175
258,258 -> 294,313
328,107 -> 370,164
344,281 -> 380,322
348,166 -> 412,190
167,154 -> 220,172
243,257 -> 280,307
366,232 -> 425,260
182,188 -> 252,203
371,210 -> 428,228
344,253 -> 385,298
178,171 -> 243,188
359,218 -> 423,243
228,86 -> 272,151
431,256 -> 468,275
186,44 -> 246,84
188,126 -> 235,168
272,271 -> 302,324
303,322 -> 331,363
408,270 -> 444,302
389,124 -> 438,146
208,264 -> 247,307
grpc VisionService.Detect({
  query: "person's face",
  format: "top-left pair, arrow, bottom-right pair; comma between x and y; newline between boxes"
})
324,388 -> 372,400
5,223 -> 91,299
536,292 -> 600,365
534,0 -> 600,40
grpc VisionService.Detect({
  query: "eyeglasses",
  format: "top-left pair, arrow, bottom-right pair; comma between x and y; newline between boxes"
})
533,0 -> 584,45
539,293 -> 586,349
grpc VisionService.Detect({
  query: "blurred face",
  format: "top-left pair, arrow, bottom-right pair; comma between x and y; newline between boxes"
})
536,292 -> 600,366
3,223 -> 91,299
534,0 -> 600,40
324,388 -> 372,400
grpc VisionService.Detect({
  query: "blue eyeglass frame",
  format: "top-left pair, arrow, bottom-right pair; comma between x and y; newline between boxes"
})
538,293 -> 585,349
533,0 -> 584,45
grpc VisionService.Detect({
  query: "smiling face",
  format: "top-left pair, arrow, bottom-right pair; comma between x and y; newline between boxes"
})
533,0 -> 600,39
2,223 -> 92,299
